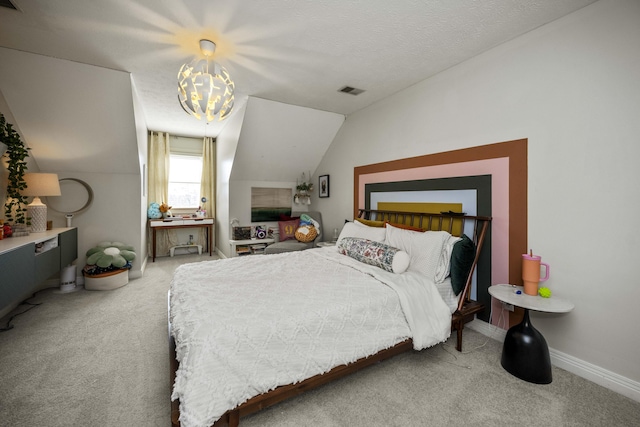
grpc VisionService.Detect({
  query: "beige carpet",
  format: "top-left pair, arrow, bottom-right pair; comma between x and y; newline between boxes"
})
1,253 -> 639,427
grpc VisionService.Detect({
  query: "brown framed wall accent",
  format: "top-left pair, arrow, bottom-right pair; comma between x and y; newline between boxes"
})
354,138 -> 527,295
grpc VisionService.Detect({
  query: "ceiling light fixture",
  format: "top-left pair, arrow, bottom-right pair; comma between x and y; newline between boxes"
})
178,39 -> 235,122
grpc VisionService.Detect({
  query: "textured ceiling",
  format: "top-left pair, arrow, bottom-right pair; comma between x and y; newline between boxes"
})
0,0 -> 597,138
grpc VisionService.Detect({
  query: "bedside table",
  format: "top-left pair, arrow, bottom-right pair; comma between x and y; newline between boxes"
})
488,284 -> 574,384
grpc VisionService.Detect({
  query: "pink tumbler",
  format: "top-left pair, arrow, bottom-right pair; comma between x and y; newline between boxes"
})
522,252 -> 550,296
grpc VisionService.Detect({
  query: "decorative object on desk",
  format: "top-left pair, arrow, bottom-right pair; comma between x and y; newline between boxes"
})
538,287 -> 552,298
83,241 -> 136,291
2,222 -> 12,238
294,172 -> 314,205
11,224 -> 29,237
522,249 -> 550,296
159,202 -> 172,218
21,173 -> 62,233
147,202 -> 163,219
319,174 -> 329,198
1,113 -> 30,227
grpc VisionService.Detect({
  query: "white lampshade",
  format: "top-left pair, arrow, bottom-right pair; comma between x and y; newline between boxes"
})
23,173 -> 62,197
22,173 -> 61,233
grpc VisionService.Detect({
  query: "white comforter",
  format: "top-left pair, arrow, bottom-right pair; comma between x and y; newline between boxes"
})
170,247 -> 451,427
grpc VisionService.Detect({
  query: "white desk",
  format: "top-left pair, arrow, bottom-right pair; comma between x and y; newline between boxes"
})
489,284 -> 574,384
149,218 -> 214,262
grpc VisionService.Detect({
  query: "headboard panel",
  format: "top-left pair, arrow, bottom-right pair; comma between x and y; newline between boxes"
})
357,209 -> 491,313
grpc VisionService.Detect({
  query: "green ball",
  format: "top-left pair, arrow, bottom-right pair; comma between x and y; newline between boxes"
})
539,287 -> 552,298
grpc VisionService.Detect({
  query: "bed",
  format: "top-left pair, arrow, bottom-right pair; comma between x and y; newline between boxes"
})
169,209 -> 491,427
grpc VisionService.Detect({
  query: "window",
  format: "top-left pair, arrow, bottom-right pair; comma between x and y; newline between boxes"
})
168,154 -> 202,208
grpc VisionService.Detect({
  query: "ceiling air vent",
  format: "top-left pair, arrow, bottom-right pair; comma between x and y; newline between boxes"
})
0,0 -> 18,10
338,86 -> 365,96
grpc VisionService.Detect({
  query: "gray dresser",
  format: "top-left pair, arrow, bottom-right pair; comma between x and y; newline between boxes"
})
0,227 -> 77,318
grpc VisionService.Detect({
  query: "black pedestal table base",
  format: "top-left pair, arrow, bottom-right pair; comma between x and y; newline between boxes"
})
501,308 -> 552,384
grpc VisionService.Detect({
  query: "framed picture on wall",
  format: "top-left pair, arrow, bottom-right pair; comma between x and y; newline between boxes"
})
319,175 -> 330,198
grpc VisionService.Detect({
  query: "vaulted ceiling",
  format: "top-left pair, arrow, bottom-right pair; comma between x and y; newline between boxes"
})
0,0 -> 597,175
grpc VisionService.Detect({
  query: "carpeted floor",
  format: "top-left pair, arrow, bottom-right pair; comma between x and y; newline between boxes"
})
1,253 -> 639,427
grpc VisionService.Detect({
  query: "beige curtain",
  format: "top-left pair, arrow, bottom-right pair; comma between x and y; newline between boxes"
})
200,137 -> 216,217
147,131 -> 178,256
199,137 -> 216,252
148,131 -> 170,205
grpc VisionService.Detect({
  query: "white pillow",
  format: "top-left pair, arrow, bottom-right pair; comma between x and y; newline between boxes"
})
434,234 -> 462,283
384,224 -> 452,282
336,222 -> 386,247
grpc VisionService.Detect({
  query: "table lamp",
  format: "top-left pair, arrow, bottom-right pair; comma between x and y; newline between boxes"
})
22,173 -> 61,233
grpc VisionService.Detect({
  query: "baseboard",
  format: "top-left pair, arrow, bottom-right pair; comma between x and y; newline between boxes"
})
139,255 -> 148,277
550,348 -> 640,403
216,248 -> 227,259
468,318 -> 506,342
470,319 -> 640,403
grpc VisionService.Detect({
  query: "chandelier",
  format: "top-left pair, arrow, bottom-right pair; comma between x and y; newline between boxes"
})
178,39 -> 235,122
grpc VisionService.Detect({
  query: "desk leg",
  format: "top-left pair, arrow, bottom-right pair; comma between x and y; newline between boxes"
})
152,228 -> 157,262
208,224 -> 212,257
501,309 -> 552,384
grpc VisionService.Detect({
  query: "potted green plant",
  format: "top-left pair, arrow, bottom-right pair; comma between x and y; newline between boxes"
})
1,113 -> 30,227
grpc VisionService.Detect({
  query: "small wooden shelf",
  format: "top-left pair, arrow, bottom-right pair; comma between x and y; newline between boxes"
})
229,238 -> 275,257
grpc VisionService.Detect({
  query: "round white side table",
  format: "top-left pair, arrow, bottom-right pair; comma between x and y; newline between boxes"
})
488,284 -> 574,384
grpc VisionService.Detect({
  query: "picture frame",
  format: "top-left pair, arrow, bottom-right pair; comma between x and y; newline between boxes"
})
319,175 -> 330,198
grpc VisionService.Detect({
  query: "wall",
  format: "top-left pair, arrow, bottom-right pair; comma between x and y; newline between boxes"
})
230,97 -> 343,182
228,179 -> 309,244
131,77 -> 149,273
47,172 -> 143,279
218,97 -> 340,257
216,100 -> 247,258
0,50 -> 145,281
313,0 -> 640,395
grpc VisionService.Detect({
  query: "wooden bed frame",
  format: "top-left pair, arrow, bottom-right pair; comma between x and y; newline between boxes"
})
169,210 -> 491,427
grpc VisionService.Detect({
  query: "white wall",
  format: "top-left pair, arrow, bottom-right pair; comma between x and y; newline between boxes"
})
1,50 -> 145,280
219,97 -> 342,257
216,100 -> 247,258
313,0 -> 640,388
229,179 -> 308,244
131,77 -> 149,272
231,97 -> 343,182
48,171 -> 142,278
